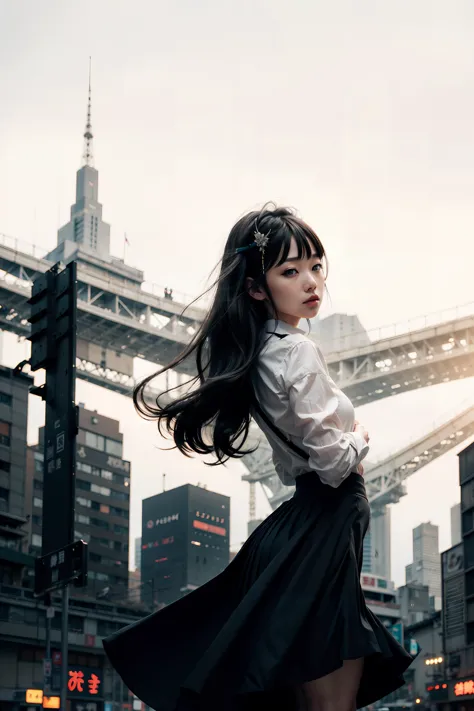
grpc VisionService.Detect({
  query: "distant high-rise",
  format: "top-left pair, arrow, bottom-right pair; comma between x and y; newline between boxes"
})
135,536 -> 142,571
49,61 -> 111,262
405,522 -> 441,609
361,507 -> 391,580
451,503 -> 462,547
45,63 -> 144,293
371,508 -> 391,580
310,313 -> 370,353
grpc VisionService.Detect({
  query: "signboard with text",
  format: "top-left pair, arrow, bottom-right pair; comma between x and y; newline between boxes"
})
67,667 -> 103,699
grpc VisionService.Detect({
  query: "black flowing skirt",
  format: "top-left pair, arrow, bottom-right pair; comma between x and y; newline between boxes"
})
103,472 -> 415,710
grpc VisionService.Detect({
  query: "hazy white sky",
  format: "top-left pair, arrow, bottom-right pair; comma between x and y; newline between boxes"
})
1,0 -> 474,586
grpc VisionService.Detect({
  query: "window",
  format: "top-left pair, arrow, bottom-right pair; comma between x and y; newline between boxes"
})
113,524 -> 128,535
0,487 -> 8,512
34,458 -> 43,473
76,496 -> 91,508
76,480 -> 91,492
76,514 -> 90,525
85,431 -> 105,452
100,504 -> 110,514
91,484 -> 110,497
32,533 -> 42,548
101,469 -> 113,481
91,466 -> 101,477
90,552 -> 101,563
0,459 -> 10,473
91,518 -> 109,530
105,438 -> 122,457
0,392 -> 12,406
33,479 -> 43,491
33,497 -> 43,509
77,462 -> 92,474
113,491 -> 129,502
32,515 -> 41,526
0,421 -> 11,447
111,506 -> 126,518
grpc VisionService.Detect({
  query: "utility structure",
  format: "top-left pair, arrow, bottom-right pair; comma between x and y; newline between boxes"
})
18,260 -> 87,709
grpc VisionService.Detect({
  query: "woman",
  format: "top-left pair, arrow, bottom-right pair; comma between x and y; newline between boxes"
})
103,206 -> 414,711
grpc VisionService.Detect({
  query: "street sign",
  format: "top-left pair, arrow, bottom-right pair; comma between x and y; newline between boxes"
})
26,689 -> 43,704
409,638 -> 419,656
35,539 -> 88,597
391,621 -> 404,646
44,658 -> 52,694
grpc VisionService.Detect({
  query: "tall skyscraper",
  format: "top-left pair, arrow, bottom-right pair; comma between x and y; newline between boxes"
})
362,507 -> 391,580
26,404 -> 131,598
135,536 -> 142,571
405,522 -> 441,609
48,61 -> 111,262
371,507 -> 391,580
451,502 -> 462,547
141,484 -> 230,606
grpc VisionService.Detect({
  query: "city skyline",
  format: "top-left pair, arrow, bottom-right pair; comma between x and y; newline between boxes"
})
1,0 -> 474,585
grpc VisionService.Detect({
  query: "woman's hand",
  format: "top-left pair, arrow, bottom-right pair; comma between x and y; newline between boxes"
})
353,420 -> 370,444
356,463 -> 364,476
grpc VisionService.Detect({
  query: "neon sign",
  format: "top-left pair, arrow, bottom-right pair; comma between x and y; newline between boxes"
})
193,520 -> 226,536
454,680 -> 474,696
67,668 -> 103,698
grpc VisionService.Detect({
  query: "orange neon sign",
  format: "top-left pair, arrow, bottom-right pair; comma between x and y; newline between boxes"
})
193,520 -> 226,536
455,680 -> 474,696
26,690 -> 43,704
43,697 -> 60,709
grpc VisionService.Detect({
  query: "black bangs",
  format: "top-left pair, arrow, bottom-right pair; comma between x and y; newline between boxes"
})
257,213 -> 326,272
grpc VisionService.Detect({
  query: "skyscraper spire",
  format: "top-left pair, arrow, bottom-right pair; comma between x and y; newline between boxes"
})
82,57 -> 94,167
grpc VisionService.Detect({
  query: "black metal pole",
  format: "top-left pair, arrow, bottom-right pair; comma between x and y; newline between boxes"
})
60,585 -> 69,711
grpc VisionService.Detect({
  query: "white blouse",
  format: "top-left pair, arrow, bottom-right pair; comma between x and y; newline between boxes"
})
252,319 -> 369,488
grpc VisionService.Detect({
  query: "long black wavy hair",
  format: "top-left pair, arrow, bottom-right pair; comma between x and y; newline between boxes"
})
133,205 -> 327,464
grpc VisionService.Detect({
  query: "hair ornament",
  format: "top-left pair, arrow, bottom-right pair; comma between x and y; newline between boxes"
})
235,220 -> 270,272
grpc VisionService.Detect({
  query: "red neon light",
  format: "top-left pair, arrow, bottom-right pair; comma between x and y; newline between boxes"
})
455,680 -> 474,696
193,520 -> 226,536
154,557 -> 168,563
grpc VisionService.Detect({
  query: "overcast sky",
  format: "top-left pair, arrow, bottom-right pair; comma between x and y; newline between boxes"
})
1,0 -> 474,586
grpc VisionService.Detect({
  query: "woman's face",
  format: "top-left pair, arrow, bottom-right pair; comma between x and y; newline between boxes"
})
263,237 -> 325,327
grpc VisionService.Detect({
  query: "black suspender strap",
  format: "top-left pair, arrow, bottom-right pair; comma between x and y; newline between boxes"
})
253,331 -> 310,462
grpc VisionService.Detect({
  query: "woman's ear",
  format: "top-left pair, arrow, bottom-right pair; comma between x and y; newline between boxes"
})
245,277 -> 267,302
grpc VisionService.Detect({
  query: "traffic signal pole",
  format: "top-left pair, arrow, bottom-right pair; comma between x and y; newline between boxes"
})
17,260 -> 87,711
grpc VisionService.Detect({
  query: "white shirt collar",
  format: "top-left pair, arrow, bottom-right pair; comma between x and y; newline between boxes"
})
265,319 -> 309,336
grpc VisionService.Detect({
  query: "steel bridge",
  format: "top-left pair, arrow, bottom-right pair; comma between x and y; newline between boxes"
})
1,233 -> 473,512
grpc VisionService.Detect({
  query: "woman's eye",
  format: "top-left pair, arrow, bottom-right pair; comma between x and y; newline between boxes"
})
283,268 -> 297,277
313,263 -> 323,272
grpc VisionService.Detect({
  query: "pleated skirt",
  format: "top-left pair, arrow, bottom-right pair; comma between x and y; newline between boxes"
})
103,472 -> 415,710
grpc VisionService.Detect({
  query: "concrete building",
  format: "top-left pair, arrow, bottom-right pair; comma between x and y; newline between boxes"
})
405,522 -> 442,610
0,584 -> 148,711
142,484 -> 230,606
403,612 -> 443,704
134,535 -> 142,571
310,313 -> 370,353
398,581 -> 431,626
451,502 -> 462,547
361,507 -> 391,580
26,405 -> 131,599
0,366 -> 33,587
